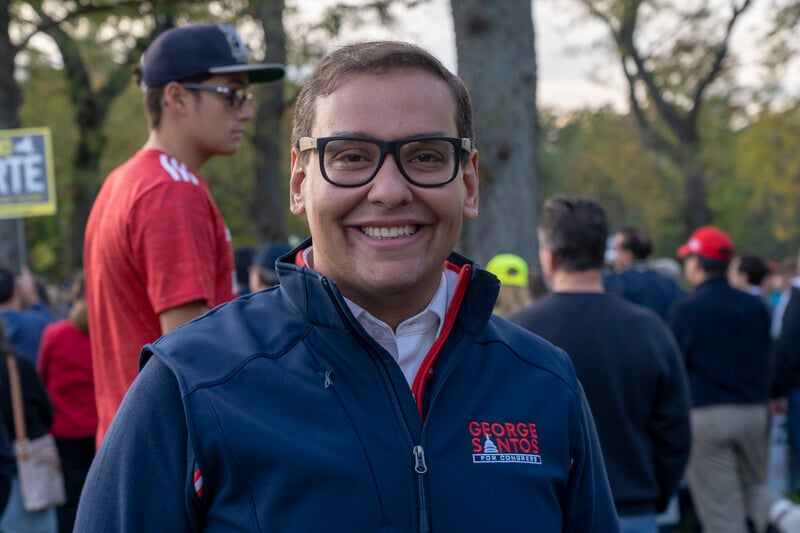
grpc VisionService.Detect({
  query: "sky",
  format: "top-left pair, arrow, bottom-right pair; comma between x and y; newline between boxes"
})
295,0 -> 797,114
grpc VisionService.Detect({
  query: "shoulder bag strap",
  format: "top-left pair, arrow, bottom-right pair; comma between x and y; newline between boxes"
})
5,355 -> 28,442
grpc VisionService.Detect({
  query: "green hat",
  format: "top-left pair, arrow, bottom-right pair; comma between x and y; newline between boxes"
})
486,254 -> 529,288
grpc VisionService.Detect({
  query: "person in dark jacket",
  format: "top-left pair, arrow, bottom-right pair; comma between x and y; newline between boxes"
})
510,195 -> 691,533
668,226 -> 800,533
603,227 -> 685,320
75,40 -> 618,531
770,253 -> 800,491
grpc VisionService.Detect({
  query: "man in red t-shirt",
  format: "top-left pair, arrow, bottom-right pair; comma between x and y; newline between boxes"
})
83,24 -> 284,445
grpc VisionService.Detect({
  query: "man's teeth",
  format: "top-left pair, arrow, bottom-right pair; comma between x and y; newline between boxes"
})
361,225 -> 417,239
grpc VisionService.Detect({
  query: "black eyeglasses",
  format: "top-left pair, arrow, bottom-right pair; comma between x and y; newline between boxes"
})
179,83 -> 253,110
298,135 -> 472,188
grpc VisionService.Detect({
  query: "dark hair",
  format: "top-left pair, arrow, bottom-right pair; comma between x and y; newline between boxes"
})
0,313 -> 14,356
0,267 -> 14,305
737,255 -> 769,285
291,41 -> 473,153
538,195 -> 608,272
696,255 -> 729,276
617,226 -> 652,260
133,65 -> 212,130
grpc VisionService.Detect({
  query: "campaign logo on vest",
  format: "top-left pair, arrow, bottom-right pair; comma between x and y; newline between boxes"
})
469,420 -> 542,465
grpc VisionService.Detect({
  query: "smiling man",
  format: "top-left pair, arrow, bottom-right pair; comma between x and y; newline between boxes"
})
76,41 -> 617,531
82,23 -> 284,446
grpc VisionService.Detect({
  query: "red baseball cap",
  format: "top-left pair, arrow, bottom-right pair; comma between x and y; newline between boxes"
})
677,226 -> 734,262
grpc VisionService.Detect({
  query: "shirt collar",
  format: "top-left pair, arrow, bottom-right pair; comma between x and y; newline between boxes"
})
344,271 -> 449,338
301,245 -> 450,336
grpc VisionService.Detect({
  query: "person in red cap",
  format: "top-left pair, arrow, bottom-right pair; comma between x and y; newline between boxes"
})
83,23 -> 284,446
668,226 -> 800,532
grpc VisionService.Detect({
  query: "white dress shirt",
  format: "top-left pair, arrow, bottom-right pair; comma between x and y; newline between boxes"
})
301,246 -> 456,387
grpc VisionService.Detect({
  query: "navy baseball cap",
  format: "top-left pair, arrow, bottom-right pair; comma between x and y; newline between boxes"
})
141,24 -> 285,88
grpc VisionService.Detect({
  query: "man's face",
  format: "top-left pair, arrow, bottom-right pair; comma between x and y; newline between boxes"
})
683,255 -> 703,287
727,258 -> 747,289
183,73 -> 254,159
290,69 -> 479,322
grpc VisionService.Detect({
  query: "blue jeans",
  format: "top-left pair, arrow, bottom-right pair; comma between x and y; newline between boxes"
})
618,513 -> 658,533
0,476 -> 57,533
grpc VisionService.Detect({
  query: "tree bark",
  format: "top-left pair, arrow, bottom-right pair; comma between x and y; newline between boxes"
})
251,0 -> 288,243
451,0 -> 541,268
0,0 -> 22,270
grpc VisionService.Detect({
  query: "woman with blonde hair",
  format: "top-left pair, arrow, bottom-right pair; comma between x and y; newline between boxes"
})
486,254 -> 534,317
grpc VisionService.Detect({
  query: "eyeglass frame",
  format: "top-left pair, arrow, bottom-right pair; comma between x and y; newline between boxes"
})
179,83 -> 253,110
297,135 -> 473,188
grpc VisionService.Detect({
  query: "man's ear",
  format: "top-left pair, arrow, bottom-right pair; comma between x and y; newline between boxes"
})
162,82 -> 188,114
289,149 -> 306,215
462,149 -> 479,220
538,246 -> 558,279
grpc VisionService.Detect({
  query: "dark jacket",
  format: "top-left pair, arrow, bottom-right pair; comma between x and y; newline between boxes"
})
0,347 -> 53,516
771,287 -> 800,397
75,244 -> 618,532
603,263 -> 685,320
667,277 -> 771,407
0,352 -> 53,441
510,292 -> 691,515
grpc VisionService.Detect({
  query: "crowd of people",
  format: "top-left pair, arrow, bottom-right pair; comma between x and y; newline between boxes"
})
0,21 -> 797,533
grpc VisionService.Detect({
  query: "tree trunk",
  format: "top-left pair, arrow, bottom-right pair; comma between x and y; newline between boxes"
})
0,0 -> 22,270
680,145 -> 711,232
251,0 -> 288,243
67,130 -> 104,270
451,0 -> 540,269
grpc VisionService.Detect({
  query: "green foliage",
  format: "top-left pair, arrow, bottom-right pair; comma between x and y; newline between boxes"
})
541,101 -> 800,262
18,64 -> 77,280
729,104 -> 800,257
540,106 -> 685,258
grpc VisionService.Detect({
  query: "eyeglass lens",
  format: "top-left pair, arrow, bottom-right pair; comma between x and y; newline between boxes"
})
229,88 -> 251,109
322,138 -> 458,186
179,83 -> 251,110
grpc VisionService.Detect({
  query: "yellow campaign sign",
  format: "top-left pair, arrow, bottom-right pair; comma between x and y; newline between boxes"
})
0,127 -> 57,219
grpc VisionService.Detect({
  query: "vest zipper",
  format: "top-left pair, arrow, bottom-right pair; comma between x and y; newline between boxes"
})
321,277 -> 432,532
413,445 -> 430,533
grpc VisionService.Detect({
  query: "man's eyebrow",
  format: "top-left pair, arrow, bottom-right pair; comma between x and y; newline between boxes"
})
325,131 -> 450,138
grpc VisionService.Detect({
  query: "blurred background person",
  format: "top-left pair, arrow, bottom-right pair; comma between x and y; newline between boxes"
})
248,242 -> 292,293
770,255 -> 799,339
728,254 -> 771,311
485,253 -> 533,317
37,272 -> 96,533
770,251 -> 800,493
668,227 -> 800,533
603,226 -> 684,321
83,24 -> 284,445
0,267 -> 57,365
0,320 -> 56,532
511,195 -> 691,533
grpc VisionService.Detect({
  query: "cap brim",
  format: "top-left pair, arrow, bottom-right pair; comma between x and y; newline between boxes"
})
676,244 -> 691,257
209,63 -> 285,83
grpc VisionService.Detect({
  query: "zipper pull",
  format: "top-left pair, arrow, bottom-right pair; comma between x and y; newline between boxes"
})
413,445 -> 428,474
413,445 -> 429,532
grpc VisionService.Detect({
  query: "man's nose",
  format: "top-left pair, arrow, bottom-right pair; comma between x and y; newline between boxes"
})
366,153 -> 413,206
